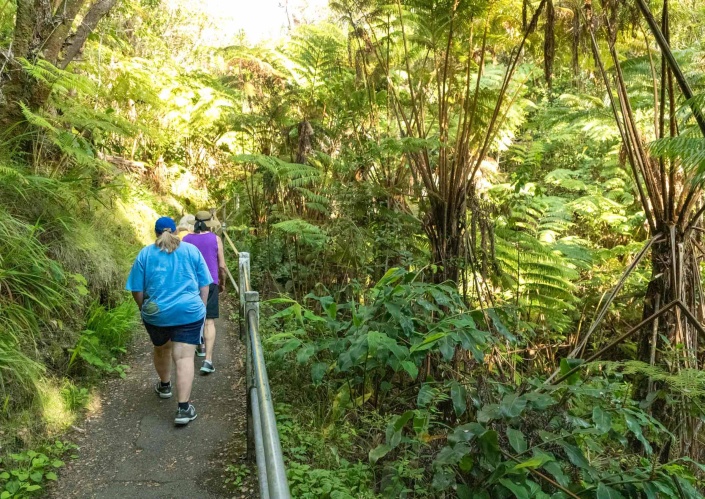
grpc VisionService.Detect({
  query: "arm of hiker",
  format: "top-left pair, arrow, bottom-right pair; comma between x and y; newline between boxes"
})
125,251 -> 145,310
194,248 -> 213,307
131,291 -> 144,310
200,285 -> 209,307
217,236 -> 226,292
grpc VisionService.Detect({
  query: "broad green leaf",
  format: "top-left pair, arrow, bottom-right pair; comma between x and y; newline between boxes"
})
432,466 -> 455,490
438,334 -> 455,360
487,309 -> 516,342
478,430 -> 500,464
500,393 -> 527,418
512,454 -> 551,470
274,338 -> 301,358
369,444 -> 391,464
592,406 -> 611,434
596,483 -> 625,499
449,422 -> 486,444
560,443 -> 590,469
643,482 -> 657,499
499,478 -> 530,499
542,461 -> 570,488
6,481 -> 19,494
457,329 -> 487,362
450,381 -> 467,417
477,404 -> 501,423
393,411 -> 415,432
506,428 -> 527,454
624,414 -> 652,454
434,443 -> 470,465
296,344 -> 315,364
523,392 -> 556,410
401,360 -> 418,379
310,362 -> 328,385
559,358 -> 583,385
457,484 -> 474,499
410,332 -> 446,353
417,383 -> 435,408
376,267 -> 406,287
413,412 -> 430,434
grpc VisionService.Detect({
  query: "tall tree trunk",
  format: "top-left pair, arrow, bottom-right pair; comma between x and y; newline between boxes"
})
425,197 -> 464,284
543,0 -> 555,91
571,6 -> 580,86
0,0 -> 116,132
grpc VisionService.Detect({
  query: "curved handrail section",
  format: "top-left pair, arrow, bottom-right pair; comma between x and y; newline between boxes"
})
237,250 -> 291,499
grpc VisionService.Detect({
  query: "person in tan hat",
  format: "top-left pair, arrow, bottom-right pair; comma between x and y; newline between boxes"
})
176,214 -> 196,240
183,211 -> 226,373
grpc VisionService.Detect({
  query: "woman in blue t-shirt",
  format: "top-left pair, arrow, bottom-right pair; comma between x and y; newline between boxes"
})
126,217 -> 213,425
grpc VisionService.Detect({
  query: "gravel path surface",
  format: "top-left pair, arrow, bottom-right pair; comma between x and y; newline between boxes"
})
50,301 -> 250,498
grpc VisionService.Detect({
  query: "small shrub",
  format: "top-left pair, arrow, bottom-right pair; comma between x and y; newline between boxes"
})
59,382 -> 90,412
67,300 -> 137,377
0,441 -> 76,498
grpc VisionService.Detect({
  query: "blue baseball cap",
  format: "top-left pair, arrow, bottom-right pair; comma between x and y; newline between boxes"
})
155,217 -> 177,235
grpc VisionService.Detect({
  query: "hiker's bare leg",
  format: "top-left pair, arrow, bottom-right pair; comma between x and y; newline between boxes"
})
204,319 -> 216,362
172,341 -> 196,403
153,341 -> 172,383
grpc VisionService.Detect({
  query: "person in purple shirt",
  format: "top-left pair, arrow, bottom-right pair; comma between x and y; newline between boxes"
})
183,210 -> 226,374
126,217 -> 212,425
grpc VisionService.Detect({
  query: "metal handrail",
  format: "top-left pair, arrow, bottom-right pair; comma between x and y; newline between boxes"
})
238,251 -> 291,499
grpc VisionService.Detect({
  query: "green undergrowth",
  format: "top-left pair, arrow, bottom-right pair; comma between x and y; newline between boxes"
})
0,440 -> 77,499
0,161 -> 185,496
260,268 -> 705,498
276,404 -> 378,498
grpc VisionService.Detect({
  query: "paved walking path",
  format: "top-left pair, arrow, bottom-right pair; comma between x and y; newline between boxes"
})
51,301 -> 249,498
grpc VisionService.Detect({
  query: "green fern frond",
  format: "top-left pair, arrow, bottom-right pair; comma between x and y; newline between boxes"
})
273,219 -> 328,247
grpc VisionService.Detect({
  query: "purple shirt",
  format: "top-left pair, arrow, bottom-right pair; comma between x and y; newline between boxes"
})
183,232 -> 219,285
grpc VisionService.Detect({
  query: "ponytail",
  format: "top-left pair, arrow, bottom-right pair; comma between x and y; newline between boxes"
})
194,220 -> 209,233
155,229 -> 181,253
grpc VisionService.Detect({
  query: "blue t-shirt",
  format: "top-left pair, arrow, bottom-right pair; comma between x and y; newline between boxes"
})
125,243 -> 213,327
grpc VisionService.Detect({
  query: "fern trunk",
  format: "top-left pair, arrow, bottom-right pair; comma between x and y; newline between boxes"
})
425,196 -> 464,285
637,233 -> 703,460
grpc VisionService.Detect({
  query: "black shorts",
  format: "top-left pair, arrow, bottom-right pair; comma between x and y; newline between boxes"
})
206,283 -> 219,319
144,319 -> 204,346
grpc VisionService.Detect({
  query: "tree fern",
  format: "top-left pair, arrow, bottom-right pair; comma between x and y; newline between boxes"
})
493,192 -> 585,334
273,219 -> 328,248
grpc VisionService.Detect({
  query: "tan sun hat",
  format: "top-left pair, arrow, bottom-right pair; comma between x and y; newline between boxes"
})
177,214 -> 196,231
195,210 -> 220,230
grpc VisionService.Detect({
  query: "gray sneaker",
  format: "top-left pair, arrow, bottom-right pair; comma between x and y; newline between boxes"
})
155,381 -> 172,399
195,345 -> 206,357
174,404 -> 197,425
200,360 -> 215,374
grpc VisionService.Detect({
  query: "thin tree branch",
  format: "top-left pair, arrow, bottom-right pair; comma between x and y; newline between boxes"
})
544,234 -> 662,383
551,300 -> 679,385
59,0 -> 117,69
635,0 -> 705,138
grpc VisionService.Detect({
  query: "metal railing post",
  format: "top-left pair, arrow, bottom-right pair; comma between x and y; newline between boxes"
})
245,292 -> 265,488
238,252 -> 254,466
238,252 -> 250,340
235,253 -> 290,497
246,290 -> 291,498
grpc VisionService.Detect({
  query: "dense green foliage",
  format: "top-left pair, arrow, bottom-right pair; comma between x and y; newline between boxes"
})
2,0 -> 705,497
